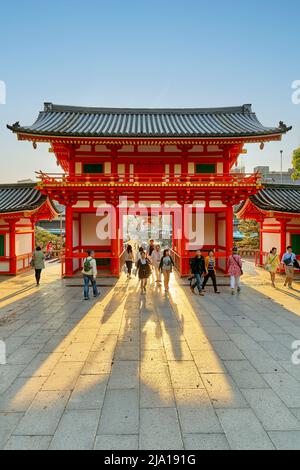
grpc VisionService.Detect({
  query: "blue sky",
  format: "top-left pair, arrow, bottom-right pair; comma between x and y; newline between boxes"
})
0,0 -> 299,182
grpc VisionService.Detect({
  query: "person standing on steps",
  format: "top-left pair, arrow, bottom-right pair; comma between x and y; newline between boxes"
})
137,250 -> 152,293
190,249 -> 206,296
32,246 -> 45,286
202,250 -> 220,294
159,248 -> 174,293
124,244 -> 134,279
265,247 -> 280,288
228,247 -> 243,295
151,244 -> 162,283
82,250 -> 100,300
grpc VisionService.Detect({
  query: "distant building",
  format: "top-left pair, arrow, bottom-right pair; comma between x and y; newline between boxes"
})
17,178 -> 36,184
231,166 -> 246,174
254,166 -> 299,185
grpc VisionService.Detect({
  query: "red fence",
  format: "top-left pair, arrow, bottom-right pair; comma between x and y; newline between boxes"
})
36,171 -> 261,187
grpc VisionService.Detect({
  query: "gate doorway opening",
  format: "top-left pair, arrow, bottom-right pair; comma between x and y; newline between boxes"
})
123,213 -> 173,251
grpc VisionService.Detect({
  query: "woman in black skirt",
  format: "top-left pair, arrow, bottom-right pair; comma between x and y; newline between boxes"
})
136,251 -> 152,293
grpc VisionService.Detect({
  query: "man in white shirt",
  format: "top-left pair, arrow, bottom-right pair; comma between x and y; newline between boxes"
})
151,244 -> 162,283
82,250 -> 100,300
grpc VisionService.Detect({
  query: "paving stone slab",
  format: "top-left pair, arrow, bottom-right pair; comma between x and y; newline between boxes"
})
13,391 -> 70,436
202,374 -> 248,409
42,362 -> 84,391
183,433 -> 230,450
98,389 -> 139,435
217,409 -> 275,450
268,431 -> 300,450
242,388 -> 300,431
4,435 -> 52,450
174,389 -> 222,434
139,408 -> 183,450
94,434 -> 139,450
108,361 -> 139,389
0,377 -> 45,412
168,361 -> 204,389
67,374 -> 109,410
263,373 -> 300,408
0,413 -> 23,448
49,409 -> 100,450
224,360 -> 268,389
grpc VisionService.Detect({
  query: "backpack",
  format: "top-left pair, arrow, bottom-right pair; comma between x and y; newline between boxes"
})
83,257 -> 92,273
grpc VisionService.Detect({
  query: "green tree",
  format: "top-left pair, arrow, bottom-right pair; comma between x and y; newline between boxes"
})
292,147 -> 300,181
237,219 -> 260,249
35,227 -> 61,249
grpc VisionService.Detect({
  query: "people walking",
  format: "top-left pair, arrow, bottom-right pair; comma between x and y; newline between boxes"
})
135,246 -> 145,264
202,250 -> 220,294
265,247 -> 280,288
281,246 -> 297,289
148,239 -> 155,257
32,246 -> 45,286
228,247 -> 243,295
159,249 -> 174,292
190,250 -> 206,296
151,244 -> 162,283
137,251 -> 152,293
124,244 -> 134,279
81,250 -> 100,300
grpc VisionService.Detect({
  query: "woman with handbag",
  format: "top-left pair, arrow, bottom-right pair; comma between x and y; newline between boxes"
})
265,247 -> 280,288
228,247 -> 243,295
136,251 -> 152,293
31,246 -> 45,286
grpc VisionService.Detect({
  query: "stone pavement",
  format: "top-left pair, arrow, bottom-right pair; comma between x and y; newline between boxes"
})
0,262 -> 300,450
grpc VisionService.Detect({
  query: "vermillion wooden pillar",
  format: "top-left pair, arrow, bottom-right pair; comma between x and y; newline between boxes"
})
111,205 -> 120,276
226,206 -> 233,271
258,216 -> 264,265
65,205 -> 73,276
8,220 -> 17,275
180,204 -> 190,276
279,219 -> 288,259
30,216 -> 37,252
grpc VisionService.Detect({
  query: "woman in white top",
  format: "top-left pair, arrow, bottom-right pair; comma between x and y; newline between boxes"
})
151,244 -> 162,283
159,249 -> 174,292
124,244 -> 134,279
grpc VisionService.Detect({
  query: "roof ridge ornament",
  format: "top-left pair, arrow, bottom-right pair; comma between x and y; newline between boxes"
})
278,121 -> 293,133
243,104 -> 252,113
44,102 -> 53,112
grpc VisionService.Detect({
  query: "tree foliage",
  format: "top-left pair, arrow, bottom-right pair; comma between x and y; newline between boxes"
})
237,219 -> 260,249
35,227 -> 61,249
292,147 -> 300,181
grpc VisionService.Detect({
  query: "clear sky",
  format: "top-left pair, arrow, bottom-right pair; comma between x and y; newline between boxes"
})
0,0 -> 299,182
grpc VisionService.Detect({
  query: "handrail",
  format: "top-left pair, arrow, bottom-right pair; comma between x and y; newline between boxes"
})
36,171 -> 261,186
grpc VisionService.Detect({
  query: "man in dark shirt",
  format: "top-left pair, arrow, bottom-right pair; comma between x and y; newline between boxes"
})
190,250 -> 206,296
148,239 -> 155,257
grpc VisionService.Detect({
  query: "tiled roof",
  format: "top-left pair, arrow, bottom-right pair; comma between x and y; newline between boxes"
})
238,185 -> 300,214
7,103 -> 291,138
0,183 -> 56,214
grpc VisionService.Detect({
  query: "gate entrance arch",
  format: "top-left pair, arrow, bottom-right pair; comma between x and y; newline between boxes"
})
8,103 -> 290,276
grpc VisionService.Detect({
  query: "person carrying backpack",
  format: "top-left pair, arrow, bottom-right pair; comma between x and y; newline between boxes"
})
281,246 -> 297,289
81,250 -> 100,300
